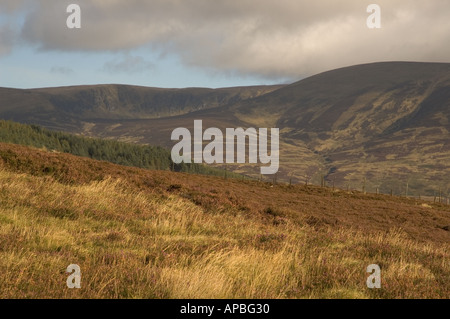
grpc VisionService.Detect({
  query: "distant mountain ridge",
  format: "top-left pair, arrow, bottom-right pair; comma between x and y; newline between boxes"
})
0,84 -> 283,131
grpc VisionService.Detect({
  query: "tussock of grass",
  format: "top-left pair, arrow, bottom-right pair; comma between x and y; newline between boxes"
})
0,167 -> 448,299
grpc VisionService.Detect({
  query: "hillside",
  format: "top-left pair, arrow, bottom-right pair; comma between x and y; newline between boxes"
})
0,142 -> 449,298
230,62 -> 450,194
0,84 -> 282,132
67,62 -> 450,196
0,62 -> 449,196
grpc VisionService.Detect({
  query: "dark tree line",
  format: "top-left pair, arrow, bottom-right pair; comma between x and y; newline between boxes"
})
0,120 -> 245,179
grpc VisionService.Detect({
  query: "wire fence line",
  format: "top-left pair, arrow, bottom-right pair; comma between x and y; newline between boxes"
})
257,172 -> 450,206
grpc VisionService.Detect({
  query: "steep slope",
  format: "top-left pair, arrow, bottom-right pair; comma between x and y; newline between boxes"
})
232,62 -> 450,130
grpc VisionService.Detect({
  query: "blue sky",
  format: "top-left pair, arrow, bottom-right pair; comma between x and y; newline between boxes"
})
0,45 -> 280,89
1,0 -> 450,89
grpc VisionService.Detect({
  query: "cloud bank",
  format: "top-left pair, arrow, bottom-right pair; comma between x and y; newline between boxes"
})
4,0 -> 450,80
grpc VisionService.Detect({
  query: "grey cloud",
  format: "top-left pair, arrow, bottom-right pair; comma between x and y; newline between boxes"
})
0,0 -> 30,13
13,0 -> 450,79
101,55 -> 155,74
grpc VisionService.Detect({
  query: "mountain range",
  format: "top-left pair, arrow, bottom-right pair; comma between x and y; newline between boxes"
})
1,61 -> 449,196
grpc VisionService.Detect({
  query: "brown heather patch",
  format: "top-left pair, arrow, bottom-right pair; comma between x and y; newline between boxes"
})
0,142 -> 449,298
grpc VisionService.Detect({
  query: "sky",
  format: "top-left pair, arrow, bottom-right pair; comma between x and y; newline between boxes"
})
1,0 -> 450,89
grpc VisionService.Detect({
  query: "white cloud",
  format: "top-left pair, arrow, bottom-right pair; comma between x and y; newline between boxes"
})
6,0 -> 450,80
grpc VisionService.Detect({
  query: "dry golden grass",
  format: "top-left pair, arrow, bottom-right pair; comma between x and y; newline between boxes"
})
0,165 -> 448,299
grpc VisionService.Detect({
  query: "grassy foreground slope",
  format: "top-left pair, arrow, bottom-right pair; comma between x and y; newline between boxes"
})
0,142 -> 449,298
